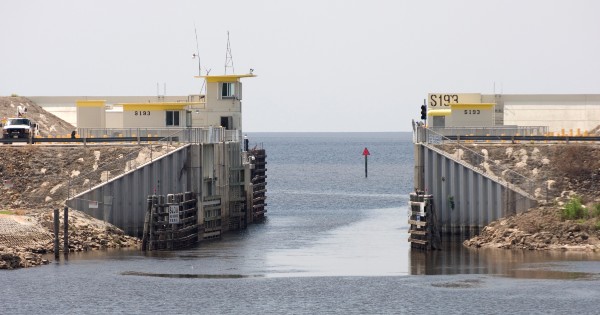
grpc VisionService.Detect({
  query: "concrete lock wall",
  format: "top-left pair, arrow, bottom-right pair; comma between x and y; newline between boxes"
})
67,144 -> 192,236
66,141 -> 246,236
420,144 -> 536,235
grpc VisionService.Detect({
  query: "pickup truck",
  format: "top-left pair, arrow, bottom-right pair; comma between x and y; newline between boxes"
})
1,118 -> 38,144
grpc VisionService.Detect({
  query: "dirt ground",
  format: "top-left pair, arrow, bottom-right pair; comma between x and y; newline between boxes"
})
439,142 -> 600,251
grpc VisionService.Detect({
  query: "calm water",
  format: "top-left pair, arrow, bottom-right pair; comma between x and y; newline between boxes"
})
2,132 -> 600,314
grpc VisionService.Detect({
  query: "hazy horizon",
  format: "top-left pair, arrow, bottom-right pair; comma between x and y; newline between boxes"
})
2,1 -> 599,132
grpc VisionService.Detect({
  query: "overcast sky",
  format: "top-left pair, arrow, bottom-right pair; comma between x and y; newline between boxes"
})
1,1 -> 599,132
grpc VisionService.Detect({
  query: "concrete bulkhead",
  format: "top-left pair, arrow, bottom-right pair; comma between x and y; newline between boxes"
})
416,142 -> 536,236
66,140 -> 261,238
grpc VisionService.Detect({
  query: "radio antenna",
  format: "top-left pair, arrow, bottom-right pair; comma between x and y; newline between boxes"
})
192,23 -> 201,76
224,31 -> 234,75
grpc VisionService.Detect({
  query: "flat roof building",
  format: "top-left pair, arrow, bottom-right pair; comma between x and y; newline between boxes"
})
74,73 -> 255,131
426,93 -> 600,133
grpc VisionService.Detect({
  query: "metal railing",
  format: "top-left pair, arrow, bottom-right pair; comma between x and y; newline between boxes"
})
414,122 -> 545,201
76,127 -> 241,144
427,125 -> 549,137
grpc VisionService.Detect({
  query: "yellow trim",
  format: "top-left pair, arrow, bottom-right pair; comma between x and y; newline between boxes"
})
76,100 -> 106,107
450,103 -> 495,110
428,109 -> 451,116
195,74 -> 257,83
120,102 -> 202,111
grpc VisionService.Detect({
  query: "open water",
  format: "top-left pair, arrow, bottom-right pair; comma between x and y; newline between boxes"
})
2,132 -> 600,314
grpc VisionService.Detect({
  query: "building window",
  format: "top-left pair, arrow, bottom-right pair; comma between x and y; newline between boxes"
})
221,82 -> 235,99
166,111 -> 180,126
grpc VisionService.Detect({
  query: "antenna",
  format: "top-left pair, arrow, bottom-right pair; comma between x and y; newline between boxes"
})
224,31 -> 234,75
192,23 -> 201,76
200,68 -> 211,95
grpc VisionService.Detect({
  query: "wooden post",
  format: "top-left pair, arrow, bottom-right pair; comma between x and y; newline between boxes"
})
63,206 -> 69,256
53,209 -> 59,259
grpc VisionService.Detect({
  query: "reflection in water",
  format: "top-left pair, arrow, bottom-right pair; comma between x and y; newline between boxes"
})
410,237 -> 600,279
121,271 -> 261,279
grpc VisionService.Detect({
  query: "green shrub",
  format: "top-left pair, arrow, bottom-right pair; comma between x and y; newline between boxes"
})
592,204 -> 600,218
10,93 -> 18,97
561,196 -> 586,220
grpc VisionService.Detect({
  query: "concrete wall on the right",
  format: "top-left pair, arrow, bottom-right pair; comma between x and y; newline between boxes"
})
420,143 -> 536,236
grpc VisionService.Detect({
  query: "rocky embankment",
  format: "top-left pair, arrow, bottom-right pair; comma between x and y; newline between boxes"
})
0,211 -> 140,269
0,144 -> 173,269
0,96 -> 178,269
463,204 -> 600,251
447,142 -> 600,251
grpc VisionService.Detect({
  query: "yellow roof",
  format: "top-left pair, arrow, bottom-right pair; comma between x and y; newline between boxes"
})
428,109 -> 452,116
76,100 -> 106,107
195,74 -> 257,83
450,103 -> 495,109
119,102 -> 203,111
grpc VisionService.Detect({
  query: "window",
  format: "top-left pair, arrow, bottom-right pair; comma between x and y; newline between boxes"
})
221,82 -> 235,99
166,111 -> 180,126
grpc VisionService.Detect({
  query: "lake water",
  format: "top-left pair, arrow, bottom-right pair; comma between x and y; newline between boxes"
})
2,132 -> 600,314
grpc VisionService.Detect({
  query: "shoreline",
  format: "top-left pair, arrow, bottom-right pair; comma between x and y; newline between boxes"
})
0,209 -> 140,270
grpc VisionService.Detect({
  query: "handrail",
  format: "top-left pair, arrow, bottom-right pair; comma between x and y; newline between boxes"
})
415,123 -> 538,200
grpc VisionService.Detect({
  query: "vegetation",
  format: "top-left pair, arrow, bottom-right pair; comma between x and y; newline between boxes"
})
561,196 -> 600,221
561,196 -> 585,220
0,210 -> 13,215
10,93 -> 18,97
593,204 -> 600,218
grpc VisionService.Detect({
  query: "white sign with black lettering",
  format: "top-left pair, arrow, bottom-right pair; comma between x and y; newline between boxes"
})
168,205 -> 180,224
428,134 -> 442,145
427,93 -> 481,109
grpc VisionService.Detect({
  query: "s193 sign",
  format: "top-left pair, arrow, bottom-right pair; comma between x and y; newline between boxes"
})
428,93 -> 481,108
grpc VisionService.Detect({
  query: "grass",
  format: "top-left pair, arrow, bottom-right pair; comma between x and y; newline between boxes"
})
0,210 -> 26,215
561,196 -> 586,220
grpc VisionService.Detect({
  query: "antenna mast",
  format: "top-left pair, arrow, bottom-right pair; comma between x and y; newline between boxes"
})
193,24 -> 201,76
224,31 -> 234,75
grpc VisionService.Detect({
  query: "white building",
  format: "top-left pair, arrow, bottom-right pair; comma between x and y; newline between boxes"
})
74,73 -> 255,131
426,93 -> 600,134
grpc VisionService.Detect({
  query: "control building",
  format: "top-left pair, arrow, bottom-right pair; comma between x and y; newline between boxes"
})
425,93 -> 600,134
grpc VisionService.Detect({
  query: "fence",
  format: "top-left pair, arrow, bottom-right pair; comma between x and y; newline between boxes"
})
427,125 -> 549,137
414,122 -> 544,201
63,127 -> 241,203
76,127 -> 241,144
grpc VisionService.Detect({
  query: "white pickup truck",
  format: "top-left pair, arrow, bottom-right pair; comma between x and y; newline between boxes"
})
1,118 -> 39,144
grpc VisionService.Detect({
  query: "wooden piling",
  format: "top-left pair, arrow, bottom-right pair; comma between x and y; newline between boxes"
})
142,192 -> 199,251
408,191 -> 441,250
53,209 -> 59,258
63,206 -> 69,256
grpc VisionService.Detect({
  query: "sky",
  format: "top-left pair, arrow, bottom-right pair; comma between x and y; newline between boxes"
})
1,0 -> 600,132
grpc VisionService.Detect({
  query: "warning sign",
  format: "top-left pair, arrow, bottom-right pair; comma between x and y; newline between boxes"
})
168,205 -> 180,224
